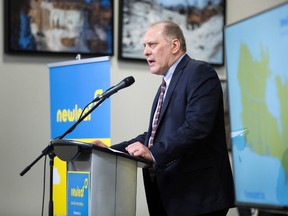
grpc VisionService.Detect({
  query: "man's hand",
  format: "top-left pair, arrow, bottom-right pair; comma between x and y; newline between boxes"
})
91,140 -> 108,148
125,142 -> 153,161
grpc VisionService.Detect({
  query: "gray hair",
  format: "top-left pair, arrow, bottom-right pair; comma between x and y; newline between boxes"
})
150,21 -> 187,52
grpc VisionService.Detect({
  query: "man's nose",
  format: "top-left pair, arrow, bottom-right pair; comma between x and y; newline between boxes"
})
143,46 -> 150,56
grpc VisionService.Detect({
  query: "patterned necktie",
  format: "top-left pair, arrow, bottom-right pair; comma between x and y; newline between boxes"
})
148,79 -> 166,148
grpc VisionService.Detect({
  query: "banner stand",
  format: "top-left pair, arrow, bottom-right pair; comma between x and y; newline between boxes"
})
48,56 -> 111,216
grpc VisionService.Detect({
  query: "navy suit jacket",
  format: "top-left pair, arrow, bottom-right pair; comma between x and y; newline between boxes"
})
113,54 -> 235,215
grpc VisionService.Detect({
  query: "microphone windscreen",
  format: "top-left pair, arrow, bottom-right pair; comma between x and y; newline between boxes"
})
124,76 -> 135,87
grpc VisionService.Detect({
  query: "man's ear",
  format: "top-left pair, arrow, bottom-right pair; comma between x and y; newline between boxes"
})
171,39 -> 181,54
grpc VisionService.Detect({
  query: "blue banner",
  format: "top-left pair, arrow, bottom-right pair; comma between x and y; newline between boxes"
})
49,57 -> 111,216
49,57 -> 110,139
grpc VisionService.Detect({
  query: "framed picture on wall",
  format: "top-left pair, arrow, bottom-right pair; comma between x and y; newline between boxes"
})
118,0 -> 225,66
4,0 -> 113,57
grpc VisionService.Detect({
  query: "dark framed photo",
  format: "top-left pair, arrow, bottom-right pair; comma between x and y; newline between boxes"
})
118,0 -> 225,65
4,0 -> 113,57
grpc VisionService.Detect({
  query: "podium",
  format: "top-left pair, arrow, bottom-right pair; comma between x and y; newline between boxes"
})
51,139 -> 150,216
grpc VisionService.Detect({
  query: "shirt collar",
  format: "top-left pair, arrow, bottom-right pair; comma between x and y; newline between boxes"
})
163,54 -> 185,86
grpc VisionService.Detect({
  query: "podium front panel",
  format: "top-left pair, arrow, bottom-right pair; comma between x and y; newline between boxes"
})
90,150 -> 117,216
67,147 -> 137,216
115,156 -> 137,216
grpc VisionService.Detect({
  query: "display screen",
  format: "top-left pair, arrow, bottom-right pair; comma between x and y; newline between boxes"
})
224,2 -> 288,211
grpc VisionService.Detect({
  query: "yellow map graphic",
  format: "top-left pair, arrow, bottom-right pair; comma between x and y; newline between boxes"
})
238,44 -> 288,172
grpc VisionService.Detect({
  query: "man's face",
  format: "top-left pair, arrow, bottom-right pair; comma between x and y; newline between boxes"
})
143,25 -> 174,75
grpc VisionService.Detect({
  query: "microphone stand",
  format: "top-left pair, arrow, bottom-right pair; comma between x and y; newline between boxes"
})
20,96 -> 107,216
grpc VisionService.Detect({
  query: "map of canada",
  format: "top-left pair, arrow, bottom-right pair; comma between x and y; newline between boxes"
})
225,4 -> 288,208
233,43 -> 288,205
238,44 -> 288,171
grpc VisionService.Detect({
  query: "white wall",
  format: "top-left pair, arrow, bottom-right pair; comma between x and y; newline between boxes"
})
0,0 -> 287,215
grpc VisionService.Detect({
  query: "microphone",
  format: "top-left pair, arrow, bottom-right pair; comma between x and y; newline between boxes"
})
94,76 -> 135,102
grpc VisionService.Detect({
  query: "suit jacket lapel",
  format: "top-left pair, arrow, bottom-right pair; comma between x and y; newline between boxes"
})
146,55 -> 191,144
159,55 -> 190,122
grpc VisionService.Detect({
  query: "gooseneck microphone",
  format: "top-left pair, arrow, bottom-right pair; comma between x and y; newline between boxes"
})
93,76 -> 135,102
54,76 -> 135,139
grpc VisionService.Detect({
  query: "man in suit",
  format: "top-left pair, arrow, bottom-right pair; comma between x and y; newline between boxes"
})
93,21 -> 234,216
